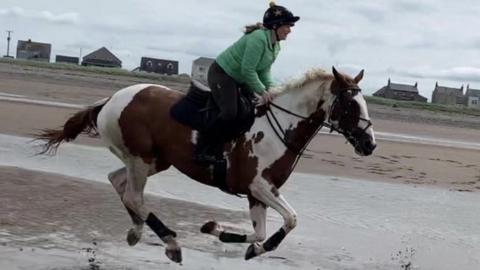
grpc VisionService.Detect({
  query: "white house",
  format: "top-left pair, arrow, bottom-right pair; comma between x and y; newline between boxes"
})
465,84 -> 480,108
191,57 -> 214,85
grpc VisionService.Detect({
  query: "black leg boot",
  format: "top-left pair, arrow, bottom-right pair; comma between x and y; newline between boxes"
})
193,132 -> 218,164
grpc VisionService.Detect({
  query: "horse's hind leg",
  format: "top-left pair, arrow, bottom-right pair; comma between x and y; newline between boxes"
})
200,196 -> 266,243
122,157 -> 182,263
108,167 -> 144,246
107,144 -> 146,246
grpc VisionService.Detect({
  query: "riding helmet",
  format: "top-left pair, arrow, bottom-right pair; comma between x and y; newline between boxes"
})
263,1 -> 300,30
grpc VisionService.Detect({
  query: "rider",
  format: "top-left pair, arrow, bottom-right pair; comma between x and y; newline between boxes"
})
194,1 -> 300,163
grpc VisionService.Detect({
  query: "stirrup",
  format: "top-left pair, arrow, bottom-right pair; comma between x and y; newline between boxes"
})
193,153 -> 219,164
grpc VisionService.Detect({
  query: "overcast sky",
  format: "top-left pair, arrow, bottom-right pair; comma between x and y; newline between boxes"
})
1,0 -> 479,98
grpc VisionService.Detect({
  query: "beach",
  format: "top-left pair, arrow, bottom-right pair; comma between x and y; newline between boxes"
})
1,62 -> 480,269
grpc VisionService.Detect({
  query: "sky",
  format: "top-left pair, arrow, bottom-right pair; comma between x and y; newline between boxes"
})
0,0 -> 479,99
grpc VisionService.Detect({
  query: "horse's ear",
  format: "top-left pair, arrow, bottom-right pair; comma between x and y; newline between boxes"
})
332,66 -> 342,82
354,69 -> 364,84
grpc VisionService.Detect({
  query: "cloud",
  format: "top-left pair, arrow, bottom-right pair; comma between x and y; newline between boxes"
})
406,36 -> 480,51
336,63 -> 365,76
351,3 -> 388,23
0,7 -> 25,17
324,35 -> 386,57
38,10 -> 79,24
391,0 -> 435,14
2,0 -> 479,99
392,66 -> 480,82
0,7 -> 79,25
145,36 -> 224,59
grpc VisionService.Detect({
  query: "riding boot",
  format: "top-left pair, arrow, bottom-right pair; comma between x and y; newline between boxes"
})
193,119 -> 228,164
193,132 -> 218,164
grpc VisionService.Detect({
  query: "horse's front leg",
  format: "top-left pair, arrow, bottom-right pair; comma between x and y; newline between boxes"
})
200,196 -> 266,243
245,177 -> 297,260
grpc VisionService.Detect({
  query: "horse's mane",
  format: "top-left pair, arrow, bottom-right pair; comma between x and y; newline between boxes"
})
276,68 -> 334,94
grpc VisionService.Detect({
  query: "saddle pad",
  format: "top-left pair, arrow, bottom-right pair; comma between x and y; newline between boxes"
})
170,84 -> 215,132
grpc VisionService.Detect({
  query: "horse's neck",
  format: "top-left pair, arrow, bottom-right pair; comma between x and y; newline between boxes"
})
242,81 -> 332,182
248,81 -> 332,164
272,81 -> 331,127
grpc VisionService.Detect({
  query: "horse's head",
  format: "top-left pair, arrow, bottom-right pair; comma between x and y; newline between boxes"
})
264,66 -> 376,156
327,67 -> 376,156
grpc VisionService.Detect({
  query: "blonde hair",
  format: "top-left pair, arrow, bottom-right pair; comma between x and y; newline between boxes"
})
279,68 -> 334,93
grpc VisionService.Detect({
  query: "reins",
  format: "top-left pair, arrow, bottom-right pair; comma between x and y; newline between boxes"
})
265,101 -> 326,176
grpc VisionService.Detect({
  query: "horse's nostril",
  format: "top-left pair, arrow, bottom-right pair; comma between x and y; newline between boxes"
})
363,140 -> 376,152
364,140 -> 372,149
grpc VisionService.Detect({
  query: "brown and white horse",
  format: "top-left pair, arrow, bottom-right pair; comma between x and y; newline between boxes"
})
36,67 -> 376,263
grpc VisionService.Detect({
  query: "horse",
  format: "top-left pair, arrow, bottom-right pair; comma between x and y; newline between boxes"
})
35,66 -> 376,263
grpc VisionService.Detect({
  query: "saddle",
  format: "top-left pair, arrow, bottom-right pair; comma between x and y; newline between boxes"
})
170,80 -> 255,141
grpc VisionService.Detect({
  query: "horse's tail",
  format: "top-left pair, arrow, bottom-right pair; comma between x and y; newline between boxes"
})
34,98 -> 109,155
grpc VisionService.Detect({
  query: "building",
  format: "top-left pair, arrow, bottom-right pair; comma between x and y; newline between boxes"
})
373,79 -> 427,102
16,39 -> 51,62
139,57 -> 178,75
431,82 -> 464,106
81,47 -> 121,68
465,84 -> 480,108
55,55 -> 79,65
191,57 -> 214,85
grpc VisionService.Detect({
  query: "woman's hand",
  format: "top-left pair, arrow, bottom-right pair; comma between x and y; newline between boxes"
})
262,91 -> 274,104
255,91 -> 274,105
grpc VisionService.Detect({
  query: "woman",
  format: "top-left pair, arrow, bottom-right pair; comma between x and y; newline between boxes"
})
194,1 -> 300,163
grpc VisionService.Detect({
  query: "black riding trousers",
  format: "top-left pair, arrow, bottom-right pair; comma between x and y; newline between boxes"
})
207,61 -> 240,122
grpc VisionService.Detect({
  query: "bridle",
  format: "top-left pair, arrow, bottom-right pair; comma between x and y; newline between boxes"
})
264,87 -> 372,161
327,90 -> 373,145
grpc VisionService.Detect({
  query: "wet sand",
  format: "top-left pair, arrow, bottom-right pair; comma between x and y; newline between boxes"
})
0,166 -> 255,269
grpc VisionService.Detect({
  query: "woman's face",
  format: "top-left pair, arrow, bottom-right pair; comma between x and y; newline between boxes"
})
276,25 -> 292,41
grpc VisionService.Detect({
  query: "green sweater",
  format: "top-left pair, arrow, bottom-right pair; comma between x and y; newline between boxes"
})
216,29 -> 280,94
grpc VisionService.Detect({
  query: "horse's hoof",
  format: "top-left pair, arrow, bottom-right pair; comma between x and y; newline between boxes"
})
200,221 -> 217,234
245,243 -> 258,260
126,228 -> 141,246
165,247 -> 182,263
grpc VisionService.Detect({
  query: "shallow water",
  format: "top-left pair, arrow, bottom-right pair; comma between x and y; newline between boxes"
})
1,133 -> 480,269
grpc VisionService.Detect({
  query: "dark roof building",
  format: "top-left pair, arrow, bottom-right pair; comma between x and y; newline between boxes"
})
16,39 -> 51,62
55,55 -> 79,65
373,79 -> 427,102
431,82 -> 464,106
139,57 -> 178,75
81,47 -> 121,68
465,84 -> 480,108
